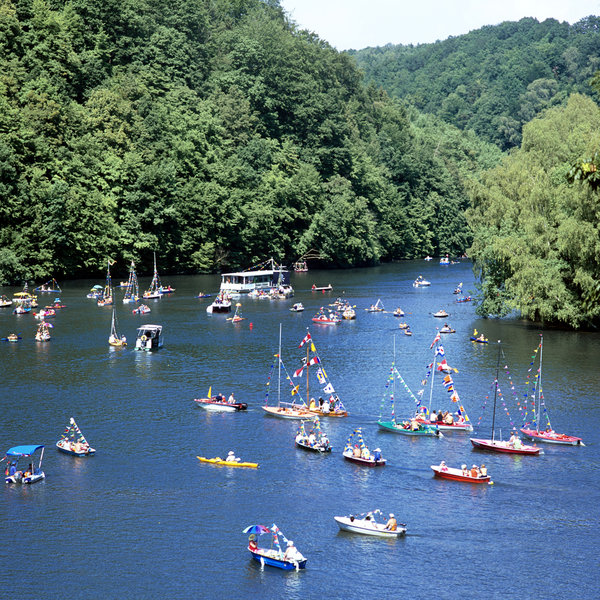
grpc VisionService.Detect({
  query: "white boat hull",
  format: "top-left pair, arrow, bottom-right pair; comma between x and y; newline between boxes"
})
334,517 -> 405,537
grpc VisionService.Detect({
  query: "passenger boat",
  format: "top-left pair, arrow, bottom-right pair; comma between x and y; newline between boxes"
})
97,259 -> 114,306
293,260 -> 308,272
0,295 -> 12,307
34,278 -> 61,293
342,305 -> 356,320
135,324 -> 163,351
311,284 -> 332,291
87,284 -> 103,299
392,307 -> 405,317
143,253 -> 162,299
4,445 -> 45,484
262,325 -> 312,419
206,292 -> 231,314
470,329 -> 488,343
197,456 -> 257,468
56,418 -> 96,456
158,285 -> 175,294
34,308 -> 56,319
431,463 -> 491,483
453,282 -> 463,294
433,309 -> 449,318
122,260 -> 140,303
334,511 -> 406,537
413,275 -> 431,287
1,333 -> 21,342
108,308 -> 127,347
289,302 -> 304,312
343,428 -> 386,466
243,524 -> 307,570
311,309 -> 341,325
470,341 -> 541,455
194,389 -> 247,412
440,254 -> 450,265
440,324 -> 455,333
220,258 -> 290,295
226,303 -> 245,323
366,298 -> 384,312
132,303 -> 151,314
295,417 -> 332,452
519,334 -> 583,445
13,296 -> 32,314
34,321 -> 52,342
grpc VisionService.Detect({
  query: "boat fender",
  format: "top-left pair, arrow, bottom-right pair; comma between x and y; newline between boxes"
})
141,335 -> 147,341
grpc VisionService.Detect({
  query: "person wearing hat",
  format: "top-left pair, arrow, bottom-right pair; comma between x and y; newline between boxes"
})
225,451 -> 239,463
373,447 -> 382,462
480,464 -> 487,477
228,392 -> 235,404
470,464 -> 480,477
248,534 -> 258,552
385,513 -> 397,531
283,540 -> 303,562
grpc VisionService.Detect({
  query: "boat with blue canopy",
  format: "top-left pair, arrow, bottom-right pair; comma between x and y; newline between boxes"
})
4,445 -> 45,484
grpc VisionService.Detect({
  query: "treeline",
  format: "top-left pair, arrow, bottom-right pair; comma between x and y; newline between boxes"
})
350,16 -> 600,150
0,0 -> 500,283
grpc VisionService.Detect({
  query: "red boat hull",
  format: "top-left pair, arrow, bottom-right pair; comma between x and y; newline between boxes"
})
470,438 -> 540,455
520,428 -> 582,446
431,465 -> 490,483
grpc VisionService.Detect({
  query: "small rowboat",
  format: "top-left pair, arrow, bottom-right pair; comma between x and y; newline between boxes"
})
342,450 -> 386,467
295,438 -> 332,452
312,314 -> 340,325
132,304 -> 151,314
433,310 -> 449,318
392,308 -> 405,317
397,322 -> 409,330
440,326 -> 455,333
248,548 -> 306,570
197,456 -> 258,468
56,439 -> 96,456
194,397 -> 247,412
519,429 -> 583,446
470,438 -> 541,455
431,465 -> 491,483
197,293 -> 211,298
2,334 -> 22,342
311,284 -> 332,291
289,303 -> 304,312
334,515 -> 406,537
413,277 -> 431,287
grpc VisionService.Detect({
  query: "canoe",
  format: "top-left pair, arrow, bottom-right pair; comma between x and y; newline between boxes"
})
430,465 -> 491,483
311,316 -> 340,325
248,548 -> 306,570
519,428 -> 583,446
342,451 -> 386,467
470,438 -> 540,455
334,516 -> 406,537
194,398 -> 247,412
470,336 -> 488,343
311,285 -> 332,291
196,456 -> 258,468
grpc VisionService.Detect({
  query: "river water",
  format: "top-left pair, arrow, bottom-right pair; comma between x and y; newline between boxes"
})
0,261 -> 597,599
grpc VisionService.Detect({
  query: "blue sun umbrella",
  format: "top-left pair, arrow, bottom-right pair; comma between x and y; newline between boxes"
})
242,524 -> 270,535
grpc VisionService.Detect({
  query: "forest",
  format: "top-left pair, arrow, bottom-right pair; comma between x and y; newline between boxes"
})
0,1 -> 599,328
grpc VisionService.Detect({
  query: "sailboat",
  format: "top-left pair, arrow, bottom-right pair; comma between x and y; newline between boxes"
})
143,253 -> 162,299
378,337 -> 440,436
366,298 -> 385,312
56,418 -> 95,456
226,303 -> 245,323
97,259 -> 114,306
34,321 -> 52,341
108,308 -> 127,347
470,341 -> 541,455
34,278 -> 61,293
262,325 -> 312,419
342,428 -> 386,466
413,334 -> 473,432
122,260 -> 140,304
519,334 -> 583,445
295,417 -> 332,452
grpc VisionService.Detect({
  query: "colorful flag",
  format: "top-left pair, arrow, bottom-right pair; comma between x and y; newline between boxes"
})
291,385 -> 300,395
299,333 -> 311,347
429,332 -> 441,349
293,367 -> 304,378
436,345 -> 445,356
443,375 -> 453,388
450,391 -> 460,403
316,368 -> 326,384
323,383 -> 335,394
310,342 -> 316,353
437,359 -> 449,372
309,356 -> 320,366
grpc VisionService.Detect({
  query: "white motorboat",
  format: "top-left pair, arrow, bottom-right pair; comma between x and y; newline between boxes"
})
334,514 -> 406,538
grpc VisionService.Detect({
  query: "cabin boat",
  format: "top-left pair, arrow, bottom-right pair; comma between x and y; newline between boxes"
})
219,258 -> 290,295
135,324 -> 163,351
334,512 -> 406,537
206,293 -> 232,314
4,445 -> 45,484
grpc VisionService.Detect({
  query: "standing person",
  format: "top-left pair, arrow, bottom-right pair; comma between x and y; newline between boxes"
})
373,448 -> 382,462
228,393 -> 235,404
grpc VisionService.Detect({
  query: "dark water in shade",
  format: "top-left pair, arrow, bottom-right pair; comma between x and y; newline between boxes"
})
0,261 -> 598,600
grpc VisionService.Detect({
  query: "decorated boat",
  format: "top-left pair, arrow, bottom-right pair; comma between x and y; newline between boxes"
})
56,418 -> 96,456
4,445 -> 45,484
87,284 -> 103,299
194,389 -> 247,412
343,428 -> 386,466
413,275 -> 431,287
470,341 -> 541,455
243,524 -> 307,571
519,334 -> 583,445
34,308 -> 56,319
97,259 -> 114,306
334,511 -> 406,537
34,278 -> 61,293
197,456 -> 257,468
34,321 -> 52,342
13,296 -> 32,314
108,308 -> 127,347
289,302 -> 304,312
311,308 -> 341,325
392,307 -> 405,317
453,282 -> 463,294
262,325 -> 312,419
143,252 -> 162,299
135,324 -> 163,351
366,298 -> 385,312
122,260 -> 140,304
439,254 -> 450,265
206,292 -> 231,314
342,305 -> 356,320
295,417 -> 332,452
226,303 -> 245,323
293,260 -> 308,272
132,303 -> 151,314
470,329 -> 488,343
0,295 -> 12,307
431,463 -> 491,484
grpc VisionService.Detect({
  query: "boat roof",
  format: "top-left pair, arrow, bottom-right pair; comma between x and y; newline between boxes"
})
6,444 -> 44,456
221,268 -> 286,278
137,324 -> 162,332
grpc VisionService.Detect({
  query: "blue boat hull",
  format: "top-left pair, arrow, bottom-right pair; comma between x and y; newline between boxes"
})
249,550 -> 306,570
378,420 -> 439,436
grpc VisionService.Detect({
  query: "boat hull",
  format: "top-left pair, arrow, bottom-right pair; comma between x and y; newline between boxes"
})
470,438 -> 540,455
418,420 -> 473,432
295,440 -> 331,453
56,441 -> 96,456
6,472 -> 45,484
262,406 -> 312,419
378,420 -> 440,437
334,516 -> 405,537
519,428 -> 582,445
194,398 -> 247,412
197,456 -> 258,468
308,409 -> 347,418
431,465 -> 490,483
249,550 -> 306,570
343,452 -> 386,467
311,317 -> 340,325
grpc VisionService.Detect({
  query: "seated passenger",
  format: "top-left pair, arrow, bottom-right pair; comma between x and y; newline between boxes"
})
461,464 -> 468,475
361,447 -> 371,459
384,513 -> 397,531
353,445 -> 361,457
439,460 -> 448,472
470,465 -> 479,477
225,451 -> 239,462
479,464 -> 487,477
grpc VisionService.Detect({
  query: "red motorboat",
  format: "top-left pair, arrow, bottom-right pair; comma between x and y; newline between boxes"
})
431,464 -> 491,483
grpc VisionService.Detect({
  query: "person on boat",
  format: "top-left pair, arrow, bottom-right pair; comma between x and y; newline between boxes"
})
248,534 -> 259,552
353,444 -> 361,457
309,398 -> 317,411
479,464 -> 487,477
318,397 -> 324,409
410,418 -> 420,431
470,465 -> 480,478
308,432 -> 316,446
437,411 -> 444,423
384,514 -> 397,531
439,460 -> 448,472
225,451 -> 239,463
443,412 -> 454,425
461,464 -> 468,476
373,448 -> 382,462
228,393 -> 235,404
283,541 -> 304,563
321,398 -> 330,413
361,447 -> 371,460
429,410 -> 437,423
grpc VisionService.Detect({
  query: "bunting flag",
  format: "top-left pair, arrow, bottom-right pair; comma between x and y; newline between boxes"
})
450,391 -> 460,403
293,366 -> 304,378
309,356 -> 320,366
429,332 -> 441,349
443,374 -> 454,388
435,345 -> 445,356
291,385 -> 300,395
323,382 -> 335,394
316,368 -> 326,384
310,342 -> 316,353
299,332 -> 311,347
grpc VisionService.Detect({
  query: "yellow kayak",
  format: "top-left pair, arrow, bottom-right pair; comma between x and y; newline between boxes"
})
196,456 -> 258,468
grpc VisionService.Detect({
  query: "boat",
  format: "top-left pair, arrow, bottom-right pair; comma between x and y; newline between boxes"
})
122,260 -> 140,303
431,463 -> 491,484
289,302 -> 304,312
87,284 -> 103,299
51,298 -> 66,309
519,334 -> 583,445
56,418 -> 96,456
196,293 -> 211,299
219,258 -> 291,295
34,308 -> 56,319
440,254 -> 450,265
413,275 -> 431,287
413,334 -> 473,432
311,308 -> 341,325
311,284 -> 332,292
34,279 -> 61,293
470,341 -> 541,455
34,321 -> 52,342
243,524 -> 307,570
262,325 -> 313,419
135,324 -> 163,351
270,283 -> 294,299
470,329 -> 488,343
343,428 -> 386,466
403,328 -> 413,336
108,308 -> 127,347
226,303 -> 245,323
13,289 -> 33,313
97,259 -> 114,306
342,305 -> 356,320
397,322 -> 409,330
433,309 -> 448,318
424,255 -> 433,261
440,324 -> 456,333
197,456 -> 257,468
295,417 -> 332,452
392,307 -> 405,317
206,292 -> 232,314
132,303 -> 151,314
456,295 -> 473,303
4,445 -> 45,484
1,334 -> 21,342
366,298 -> 385,312
158,285 -> 175,294
0,295 -> 12,307
334,511 -> 406,537
143,252 -> 162,299
194,389 -> 247,412
293,260 -> 308,272
453,282 -> 463,294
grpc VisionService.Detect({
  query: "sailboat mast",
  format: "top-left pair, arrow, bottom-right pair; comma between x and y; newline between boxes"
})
278,323 -> 282,406
427,345 -> 436,415
536,334 -> 544,433
491,340 -> 502,442
306,338 -> 310,403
